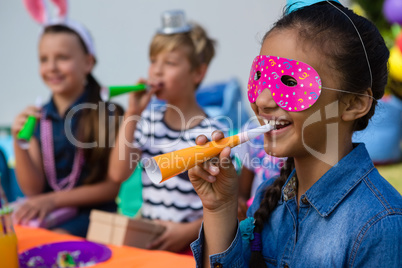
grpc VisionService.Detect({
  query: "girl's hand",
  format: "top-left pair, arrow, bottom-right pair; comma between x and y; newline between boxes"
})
126,78 -> 158,116
188,131 -> 239,213
13,193 -> 57,225
11,106 -> 41,138
147,220 -> 199,252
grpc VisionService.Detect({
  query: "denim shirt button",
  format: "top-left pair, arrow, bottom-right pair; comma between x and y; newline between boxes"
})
301,196 -> 309,205
284,264 -> 289,268
213,263 -> 223,268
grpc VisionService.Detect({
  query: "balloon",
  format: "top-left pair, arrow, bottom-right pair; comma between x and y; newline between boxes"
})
383,0 -> 402,25
397,33 -> 402,53
351,3 -> 366,17
389,46 -> 402,82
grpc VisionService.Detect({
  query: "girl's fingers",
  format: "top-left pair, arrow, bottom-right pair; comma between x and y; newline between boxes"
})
219,147 -> 233,169
211,130 -> 224,141
14,203 -> 31,222
195,131 -> 224,145
16,205 -> 38,225
38,209 -> 48,223
203,157 -> 220,176
22,208 -> 39,223
192,165 -> 216,183
13,209 -> 24,223
195,135 -> 208,145
18,107 -> 41,120
17,117 -> 27,127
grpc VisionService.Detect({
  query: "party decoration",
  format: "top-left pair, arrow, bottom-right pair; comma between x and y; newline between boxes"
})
23,0 -> 96,56
247,55 -> 322,111
351,3 -> 367,17
145,124 -> 274,184
100,84 -> 147,101
56,252 -> 77,267
383,0 -> 402,25
17,116 -> 37,149
396,32 -> 402,53
157,10 -> 192,35
16,96 -> 42,150
389,46 -> 402,82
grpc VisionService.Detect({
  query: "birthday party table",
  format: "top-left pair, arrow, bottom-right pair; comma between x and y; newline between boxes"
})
15,225 -> 196,268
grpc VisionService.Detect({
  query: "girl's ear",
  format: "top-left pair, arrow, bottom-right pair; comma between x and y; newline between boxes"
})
341,89 -> 373,122
193,63 -> 208,85
23,0 -> 48,24
84,54 -> 96,74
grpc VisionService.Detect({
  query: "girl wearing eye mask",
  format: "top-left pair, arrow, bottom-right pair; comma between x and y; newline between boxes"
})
188,1 -> 402,267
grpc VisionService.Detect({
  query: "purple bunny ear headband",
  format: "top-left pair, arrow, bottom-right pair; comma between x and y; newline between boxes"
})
23,0 -> 96,56
248,0 -> 373,111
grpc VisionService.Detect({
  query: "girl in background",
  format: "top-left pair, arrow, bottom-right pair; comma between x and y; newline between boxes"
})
12,2 -> 123,237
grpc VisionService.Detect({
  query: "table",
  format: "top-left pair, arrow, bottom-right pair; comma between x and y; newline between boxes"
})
15,225 -> 196,268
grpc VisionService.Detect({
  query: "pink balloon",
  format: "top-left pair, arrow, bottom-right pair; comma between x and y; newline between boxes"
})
397,33 -> 402,53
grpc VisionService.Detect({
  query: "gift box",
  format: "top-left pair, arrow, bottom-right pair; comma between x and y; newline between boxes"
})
86,210 -> 165,249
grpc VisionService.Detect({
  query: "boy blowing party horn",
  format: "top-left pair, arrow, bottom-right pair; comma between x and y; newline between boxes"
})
145,123 -> 275,184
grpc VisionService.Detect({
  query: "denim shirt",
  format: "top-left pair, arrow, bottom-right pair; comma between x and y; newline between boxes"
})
191,143 -> 402,267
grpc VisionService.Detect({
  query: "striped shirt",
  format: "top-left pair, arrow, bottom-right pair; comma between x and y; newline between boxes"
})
134,107 -> 226,222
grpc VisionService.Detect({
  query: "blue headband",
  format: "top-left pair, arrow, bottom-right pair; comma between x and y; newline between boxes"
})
286,0 -> 342,14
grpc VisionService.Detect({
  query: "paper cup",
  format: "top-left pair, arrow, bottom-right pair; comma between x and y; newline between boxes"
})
100,84 -> 147,101
145,135 -> 241,184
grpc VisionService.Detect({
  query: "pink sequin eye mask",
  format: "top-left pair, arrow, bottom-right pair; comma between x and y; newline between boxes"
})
247,55 -> 322,111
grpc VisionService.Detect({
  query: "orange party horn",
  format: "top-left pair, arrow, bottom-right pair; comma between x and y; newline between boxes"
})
145,124 -> 274,184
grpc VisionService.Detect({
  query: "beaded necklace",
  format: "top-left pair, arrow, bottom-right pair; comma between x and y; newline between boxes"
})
40,112 -> 84,191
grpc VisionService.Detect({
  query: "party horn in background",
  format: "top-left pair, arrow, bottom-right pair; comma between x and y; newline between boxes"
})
16,96 -> 42,150
100,84 -> 147,101
145,123 -> 275,184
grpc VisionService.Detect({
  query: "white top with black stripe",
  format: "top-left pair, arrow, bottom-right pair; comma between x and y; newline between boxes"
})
134,107 -> 226,222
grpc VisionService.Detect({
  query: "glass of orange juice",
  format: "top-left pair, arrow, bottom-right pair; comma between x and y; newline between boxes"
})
0,232 -> 19,268
0,206 -> 19,268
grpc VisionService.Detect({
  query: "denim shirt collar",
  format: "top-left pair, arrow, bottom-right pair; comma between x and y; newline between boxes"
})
43,88 -> 90,120
281,143 -> 375,217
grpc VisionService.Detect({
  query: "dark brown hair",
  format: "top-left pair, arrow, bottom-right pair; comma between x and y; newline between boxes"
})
250,2 -> 389,267
43,25 -> 124,185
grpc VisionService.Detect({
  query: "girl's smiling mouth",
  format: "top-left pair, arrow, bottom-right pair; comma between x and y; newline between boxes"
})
261,117 -> 293,135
